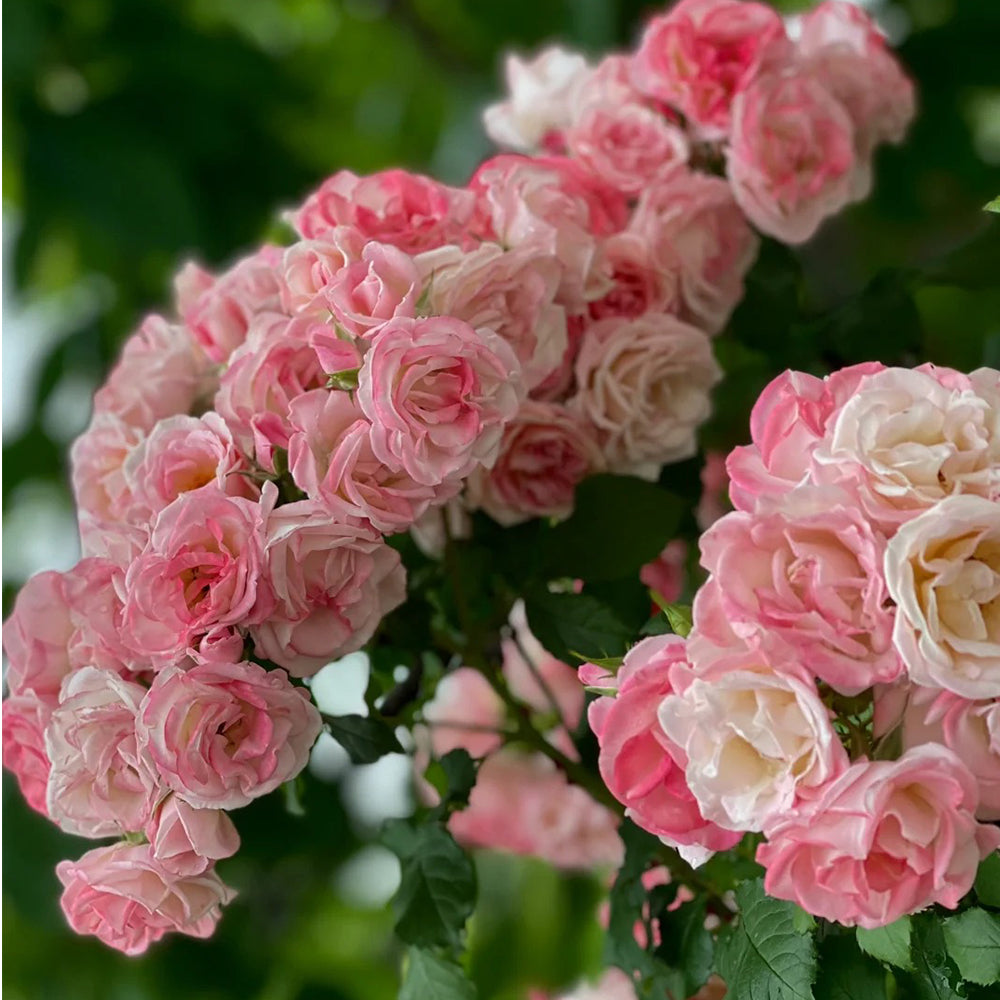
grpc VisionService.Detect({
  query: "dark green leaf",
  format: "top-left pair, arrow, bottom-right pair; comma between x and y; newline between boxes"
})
942,908 -> 1000,985
975,851 -> 1000,908
523,589 -> 634,664
815,933 -> 888,1000
399,949 -> 477,1000
424,749 -> 477,812
856,917 -> 913,971
323,713 -> 404,764
656,897 -> 714,996
382,822 -> 476,950
897,917 -> 963,1000
715,878 -> 817,1000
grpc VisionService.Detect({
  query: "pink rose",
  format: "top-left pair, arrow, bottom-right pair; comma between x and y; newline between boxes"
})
214,313 -> 332,471
759,745 -> 1000,927
631,0 -> 789,137
565,102 -> 689,196
727,69 -> 857,244
279,229 -> 366,314
145,796 -> 241,876
698,490 -> 902,695
570,313 -> 721,478
588,635 -> 742,864
57,842 -> 236,955
570,54 -> 647,116
122,487 -> 274,668
483,45 -> 592,151
697,450 -> 730,530
2,693 -> 51,815
420,667 -> 506,761
287,390 -> 442,535
885,495 -> 1000,699
357,316 -> 524,488
799,0 -> 915,197
658,649 -> 847,831
586,232 -> 679,323
416,242 -> 568,391
137,659 -> 322,809
628,169 -> 759,335
465,401 -> 604,525
175,245 -> 285,363
290,168 -> 476,253
93,315 -> 215,432
249,500 -> 406,676
46,666 -> 161,838
639,539 -> 688,605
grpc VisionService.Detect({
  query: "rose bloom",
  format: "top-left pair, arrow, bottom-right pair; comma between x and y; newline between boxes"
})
288,390 -> 444,535
357,316 -> 524,488
290,168 -> 476,253
885,495 -> 1000,699
759,745 -> 1000,928
587,232 -> 679,323
658,651 -> 847,831
570,313 -> 722,478
2,693 -> 51,815
279,228 -> 366,314
628,168 -> 759,335
631,0 -> 789,137
483,45 -> 592,152
137,659 -> 322,809
640,539 -> 687,605
145,796 -> 241,876
416,242 -> 568,391
57,842 -> 236,955
46,666 -> 161,838
697,450 -> 730,530
122,486 -> 274,668
93,315 -> 216,433
727,69 -> 857,244
587,636 -> 742,865
798,0 -> 915,198
570,54 -> 648,117
465,401 -> 604,525
249,500 -> 406,676
812,365 -> 1000,528
698,489 -> 902,695
564,102 -> 689,196
175,245 -> 285,363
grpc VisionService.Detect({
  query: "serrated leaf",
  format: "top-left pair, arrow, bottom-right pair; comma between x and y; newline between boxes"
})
856,917 -> 913,971
382,822 -> 476,950
975,851 -> 1000,908
399,948 -> 477,1000
715,879 -> 817,1000
323,713 -> 404,764
523,589 -> 634,663
815,934 -> 888,1000
898,918 -> 964,1000
942,908 -> 1000,986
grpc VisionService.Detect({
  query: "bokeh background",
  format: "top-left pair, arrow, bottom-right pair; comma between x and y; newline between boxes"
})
3,1 -> 999,997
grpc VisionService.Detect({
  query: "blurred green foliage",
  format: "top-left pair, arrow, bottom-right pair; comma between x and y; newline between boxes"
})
3,1 -> 1000,998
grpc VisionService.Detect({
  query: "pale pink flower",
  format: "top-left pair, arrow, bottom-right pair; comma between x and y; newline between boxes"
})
570,54 -> 647,115
57,842 -> 236,955
483,46 -> 592,151
420,667 -> 506,761
727,69 -> 856,244
416,242 -> 568,391
122,487 -> 274,668
2,693 -> 51,815
885,495 -> 1000,699
759,745 -> 1000,927
586,232 -> 679,323
570,313 -> 721,478
137,659 -> 321,810
697,450 -> 730,530
175,246 -> 285,363
46,666 -> 161,838
357,316 -> 524,488
631,0 -> 790,137
93,315 -> 215,432
279,229 -> 366,314
628,169 -> 759,335
465,401 -> 603,525
249,500 -> 406,676
145,796 -> 241,876
290,168 -> 476,253
640,539 -> 688,605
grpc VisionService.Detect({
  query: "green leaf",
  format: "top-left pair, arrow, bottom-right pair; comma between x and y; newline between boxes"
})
856,917 -> 913,971
897,917 -> 964,1000
715,878 -> 817,1000
323,713 -> 404,764
656,897 -> 715,996
815,934 -> 888,1000
942,908 -> 1000,986
399,949 -> 477,1000
984,196 -> 1000,214
540,475 -> 682,582
382,822 -> 476,950
523,589 -> 634,663
975,851 -> 1000,908
657,602 -> 693,638
423,749 -> 477,812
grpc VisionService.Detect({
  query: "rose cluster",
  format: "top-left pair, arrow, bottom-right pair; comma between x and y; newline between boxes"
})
485,0 -> 914,245
587,362 -> 1000,928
